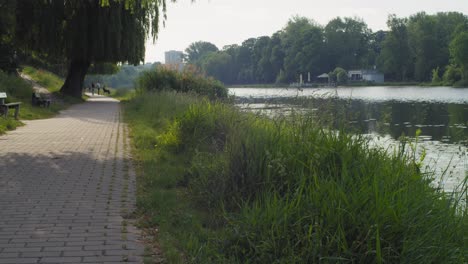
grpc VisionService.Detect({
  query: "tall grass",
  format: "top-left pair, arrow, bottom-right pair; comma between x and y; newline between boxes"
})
125,91 -> 467,263
0,70 -> 33,100
136,66 -> 228,99
22,66 -> 64,92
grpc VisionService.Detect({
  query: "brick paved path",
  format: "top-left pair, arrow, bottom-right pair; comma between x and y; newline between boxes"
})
0,96 -> 144,263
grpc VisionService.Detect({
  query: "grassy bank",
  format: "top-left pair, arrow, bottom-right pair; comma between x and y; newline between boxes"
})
125,91 -> 467,263
0,66 -> 82,134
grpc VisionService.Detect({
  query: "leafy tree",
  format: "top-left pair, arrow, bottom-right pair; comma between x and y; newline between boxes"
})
0,0 -> 17,73
185,41 -> 219,65
378,15 -> 412,81
200,52 -> 232,82
365,30 -> 387,68
14,0 -> 168,97
324,17 -> 371,70
252,36 -> 271,83
408,13 -> 443,81
329,67 -> 348,84
442,64 -> 462,85
281,17 -> 324,82
450,31 -> 468,80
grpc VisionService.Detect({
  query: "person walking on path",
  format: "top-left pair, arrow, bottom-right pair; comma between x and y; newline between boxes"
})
91,82 -> 95,95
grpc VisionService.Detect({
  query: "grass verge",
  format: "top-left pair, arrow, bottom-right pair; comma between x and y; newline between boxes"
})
125,91 -> 467,263
0,66 -> 84,133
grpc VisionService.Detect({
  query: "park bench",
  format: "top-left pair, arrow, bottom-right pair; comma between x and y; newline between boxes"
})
0,92 -> 21,120
32,92 -> 51,107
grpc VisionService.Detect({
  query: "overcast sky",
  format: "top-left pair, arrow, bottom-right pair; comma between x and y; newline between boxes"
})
144,0 -> 468,63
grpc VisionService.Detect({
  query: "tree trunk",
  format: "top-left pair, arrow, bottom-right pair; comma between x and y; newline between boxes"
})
60,59 -> 90,97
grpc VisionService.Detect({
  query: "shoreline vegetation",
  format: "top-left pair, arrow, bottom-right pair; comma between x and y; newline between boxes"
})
124,67 -> 467,263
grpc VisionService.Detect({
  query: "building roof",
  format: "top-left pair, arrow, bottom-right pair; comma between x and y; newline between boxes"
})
317,73 -> 329,78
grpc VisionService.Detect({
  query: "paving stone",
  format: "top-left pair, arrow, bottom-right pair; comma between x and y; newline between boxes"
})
0,95 -> 144,263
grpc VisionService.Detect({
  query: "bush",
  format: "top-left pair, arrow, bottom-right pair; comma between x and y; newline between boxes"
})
136,65 -> 228,99
329,67 -> 348,85
442,65 -> 462,86
0,70 -> 33,100
432,67 -> 442,84
22,66 -> 64,93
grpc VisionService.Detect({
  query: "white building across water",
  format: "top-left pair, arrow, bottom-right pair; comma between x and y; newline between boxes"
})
348,69 -> 384,83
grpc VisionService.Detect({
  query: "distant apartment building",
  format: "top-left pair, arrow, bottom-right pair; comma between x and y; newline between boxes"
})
164,50 -> 184,71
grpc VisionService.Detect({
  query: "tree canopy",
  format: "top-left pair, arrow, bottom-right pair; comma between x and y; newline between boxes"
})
12,0 -> 170,96
184,41 -> 219,65
184,12 -> 468,86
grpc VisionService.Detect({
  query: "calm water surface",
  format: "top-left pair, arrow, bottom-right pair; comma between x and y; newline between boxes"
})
230,86 -> 468,192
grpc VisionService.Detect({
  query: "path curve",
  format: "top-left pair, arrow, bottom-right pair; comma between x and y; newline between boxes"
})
0,95 -> 143,263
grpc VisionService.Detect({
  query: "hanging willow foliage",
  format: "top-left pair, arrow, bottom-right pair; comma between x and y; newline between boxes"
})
15,0 -> 171,65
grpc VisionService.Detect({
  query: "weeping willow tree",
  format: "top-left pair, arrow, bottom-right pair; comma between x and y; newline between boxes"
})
14,0 -> 170,97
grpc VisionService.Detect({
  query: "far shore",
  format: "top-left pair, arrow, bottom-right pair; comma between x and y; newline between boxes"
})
227,82 -> 466,88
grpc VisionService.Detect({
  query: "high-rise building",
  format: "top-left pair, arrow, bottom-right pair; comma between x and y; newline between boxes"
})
164,50 -> 183,65
164,50 -> 184,72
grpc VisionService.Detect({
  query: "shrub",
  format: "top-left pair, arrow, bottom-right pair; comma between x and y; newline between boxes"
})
136,65 -> 228,99
442,65 -> 462,86
0,70 -> 32,100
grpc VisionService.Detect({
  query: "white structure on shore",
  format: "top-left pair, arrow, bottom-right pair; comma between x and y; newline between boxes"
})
348,69 -> 384,83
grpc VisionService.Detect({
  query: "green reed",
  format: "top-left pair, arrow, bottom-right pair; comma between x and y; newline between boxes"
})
125,91 -> 467,263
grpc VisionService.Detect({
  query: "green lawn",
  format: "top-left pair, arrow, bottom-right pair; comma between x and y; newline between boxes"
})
0,66 -> 84,134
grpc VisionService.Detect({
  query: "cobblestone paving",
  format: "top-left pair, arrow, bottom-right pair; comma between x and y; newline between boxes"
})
0,96 -> 144,263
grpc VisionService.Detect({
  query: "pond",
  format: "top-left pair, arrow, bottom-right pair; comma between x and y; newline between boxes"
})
230,86 -> 468,193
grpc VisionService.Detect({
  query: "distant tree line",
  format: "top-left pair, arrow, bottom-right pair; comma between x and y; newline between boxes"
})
184,12 -> 468,86
85,63 -> 160,89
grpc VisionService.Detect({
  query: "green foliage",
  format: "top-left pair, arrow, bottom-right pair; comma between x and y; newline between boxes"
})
431,67 -> 442,84
282,17 -> 325,83
0,117 -> 21,135
378,15 -> 412,81
185,41 -> 219,64
0,70 -> 32,100
85,63 -> 158,89
185,12 -> 468,86
443,64 -> 463,85
12,0 -> 170,96
324,17 -> 372,70
450,31 -> 468,80
0,0 -> 17,73
329,67 -> 348,84
126,91 -> 467,263
15,0 -> 167,64
22,66 -> 64,93
87,62 -> 119,75
136,66 -> 228,99
0,67 -> 75,131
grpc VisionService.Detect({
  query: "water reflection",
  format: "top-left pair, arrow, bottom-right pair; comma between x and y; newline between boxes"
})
230,87 -> 468,192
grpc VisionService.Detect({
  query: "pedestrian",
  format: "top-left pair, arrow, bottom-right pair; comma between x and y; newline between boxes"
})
97,82 -> 101,95
91,82 -> 95,95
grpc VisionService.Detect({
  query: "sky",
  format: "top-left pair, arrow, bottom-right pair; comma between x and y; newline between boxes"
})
144,0 -> 468,63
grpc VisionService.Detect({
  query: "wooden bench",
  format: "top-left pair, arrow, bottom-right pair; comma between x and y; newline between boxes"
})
32,92 -> 51,107
0,92 -> 21,120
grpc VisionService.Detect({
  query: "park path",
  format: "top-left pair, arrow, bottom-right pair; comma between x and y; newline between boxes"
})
0,95 -> 144,263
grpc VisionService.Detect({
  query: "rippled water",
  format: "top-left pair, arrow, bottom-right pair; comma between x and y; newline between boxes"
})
230,86 -> 468,192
